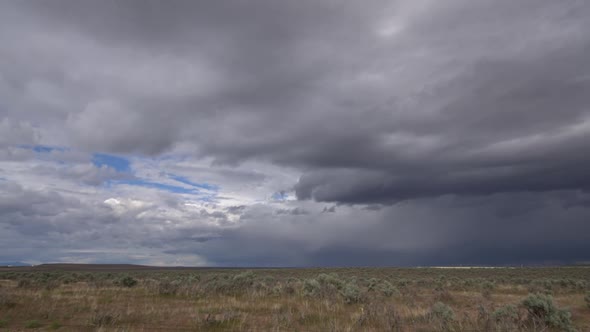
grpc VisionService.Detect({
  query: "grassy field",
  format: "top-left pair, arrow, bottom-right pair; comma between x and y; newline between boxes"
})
1,265 -> 589,331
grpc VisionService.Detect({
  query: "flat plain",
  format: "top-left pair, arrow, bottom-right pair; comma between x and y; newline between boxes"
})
1,264 -> 589,331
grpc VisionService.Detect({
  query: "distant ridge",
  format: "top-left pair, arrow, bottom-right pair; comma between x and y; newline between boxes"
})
0,262 -> 29,267
2,263 -> 587,272
0,263 -> 259,272
36,263 -> 154,270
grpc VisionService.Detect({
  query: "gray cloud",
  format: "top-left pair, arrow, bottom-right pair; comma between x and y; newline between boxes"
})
161,192 -> 590,266
0,0 -> 589,266
2,176 -> 590,266
322,206 -> 336,213
276,207 -> 310,216
2,0 -> 589,201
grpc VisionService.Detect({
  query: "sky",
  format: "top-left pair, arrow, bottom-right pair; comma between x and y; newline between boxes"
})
1,0 -> 590,267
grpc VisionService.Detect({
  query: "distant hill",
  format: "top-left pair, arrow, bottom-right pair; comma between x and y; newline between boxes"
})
0,262 -> 30,267
0,263 -> 269,272
33,263 -> 156,271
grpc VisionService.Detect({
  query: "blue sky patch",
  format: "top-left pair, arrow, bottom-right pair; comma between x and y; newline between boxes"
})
271,191 -> 288,201
19,145 -> 66,153
32,145 -> 55,153
109,173 -> 219,201
118,179 -> 197,194
92,153 -> 131,172
168,174 -> 219,191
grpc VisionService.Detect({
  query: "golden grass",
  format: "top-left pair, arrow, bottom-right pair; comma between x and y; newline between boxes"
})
0,267 -> 589,331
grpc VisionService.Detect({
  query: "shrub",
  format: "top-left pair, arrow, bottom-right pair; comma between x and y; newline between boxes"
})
366,278 -> 379,292
58,275 -> 75,285
522,293 -> 574,331
396,278 -> 410,287
0,319 -> 8,328
380,281 -> 398,297
282,279 -> 297,295
492,304 -> 519,323
90,310 -> 120,327
481,281 -> 495,298
232,271 -> 256,287
25,320 -> 42,329
120,276 -> 138,288
302,278 -> 321,297
585,292 -> 590,309
463,278 -> 477,288
492,305 -> 518,321
341,282 -> 361,304
157,280 -> 180,296
207,271 -> 257,294
477,303 -> 490,322
49,321 -> 61,330
576,280 -> 587,289
317,273 -> 344,290
430,302 -> 454,323
358,302 -> 399,329
529,279 -> 553,294
302,274 -> 345,299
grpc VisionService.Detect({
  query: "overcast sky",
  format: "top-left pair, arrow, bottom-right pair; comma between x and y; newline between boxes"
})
1,0 -> 589,266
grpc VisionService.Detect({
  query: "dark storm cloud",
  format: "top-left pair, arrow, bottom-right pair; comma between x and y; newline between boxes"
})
2,0 -> 589,202
2,177 -> 590,266
1,0 -> 387,156
322,206 -> 336,213
161,192 -> 590,266
0,182 -> 118,237
276,207 -> 309,216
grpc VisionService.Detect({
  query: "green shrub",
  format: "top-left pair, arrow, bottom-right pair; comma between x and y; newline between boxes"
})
187,274 -> 201,283
341,282 -> 361,304
0,319 -> 8,328
476,303 -> 490,322
366,278 -> 379,292
232,271 -> 256,287
463,278 -> 477,288
120,276 -> 138,288
492,304 -> 519,322
396,278 -> 410,287
584,292 -> 590,309
25,320 -> 42,329
210,271 -> 257,294
49,321 -> 61,330
302,278 -> 321,297
430,302 -> 454,323
302,274 -> 346,299
317,273 -> 344,290
481,281 -> 495,290
529,279 -> 553,294
380,280 -> 398,297
490,304 -> 521,331
522,293 -> 574,331
571,280 -> 586,290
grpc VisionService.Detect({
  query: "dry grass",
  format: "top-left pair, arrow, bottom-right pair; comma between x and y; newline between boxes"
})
0,266 -> 589,331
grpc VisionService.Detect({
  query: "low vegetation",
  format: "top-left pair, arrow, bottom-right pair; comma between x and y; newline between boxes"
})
0,266 -> 589,330
522,293 -> 574,331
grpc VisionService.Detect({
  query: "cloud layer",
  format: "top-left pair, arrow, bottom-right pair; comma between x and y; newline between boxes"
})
1,0 -> 589,266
